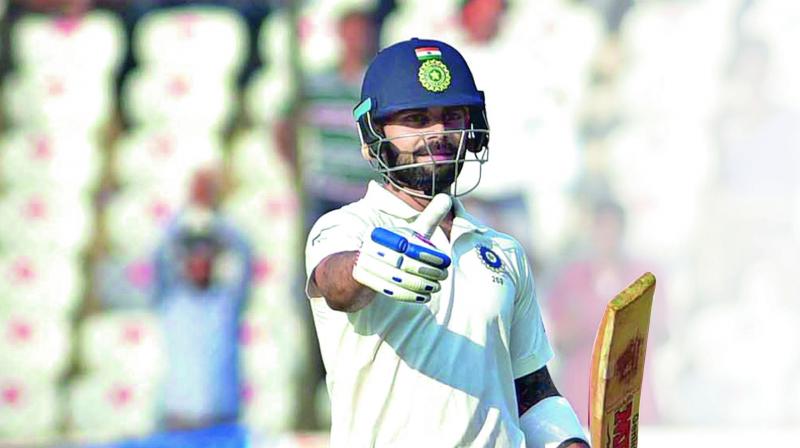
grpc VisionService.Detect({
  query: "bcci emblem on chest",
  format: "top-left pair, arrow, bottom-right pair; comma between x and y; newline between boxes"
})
476,244 -> 505,286
476,244 -> 504,273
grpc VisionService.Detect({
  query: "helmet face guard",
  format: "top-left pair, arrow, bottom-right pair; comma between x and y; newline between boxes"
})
356,106 -> 490,198
354,38 -> 491,198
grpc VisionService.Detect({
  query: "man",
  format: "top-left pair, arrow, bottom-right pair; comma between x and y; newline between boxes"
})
305,38 -> 588,447
545,199 -> 659,425
299,8 -> 381,223
154,168 -> 253,429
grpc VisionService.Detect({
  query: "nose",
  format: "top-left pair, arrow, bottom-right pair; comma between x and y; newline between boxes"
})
422,128 -> 447,151
421,115 -> 447,144
424,120 -> 446,134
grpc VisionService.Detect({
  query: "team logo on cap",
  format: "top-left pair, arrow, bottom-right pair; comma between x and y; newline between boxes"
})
415,47 -> 451,92
476,244 -> 503,273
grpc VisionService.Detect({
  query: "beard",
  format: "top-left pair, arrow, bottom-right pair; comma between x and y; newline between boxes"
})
381,138 -> 465,196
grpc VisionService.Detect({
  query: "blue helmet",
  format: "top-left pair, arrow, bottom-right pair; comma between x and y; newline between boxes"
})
353,38 -> 490,198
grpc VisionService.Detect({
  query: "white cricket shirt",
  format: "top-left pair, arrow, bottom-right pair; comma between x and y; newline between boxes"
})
305,181 -> 554,447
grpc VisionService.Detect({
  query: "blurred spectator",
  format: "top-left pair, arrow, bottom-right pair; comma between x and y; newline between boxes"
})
543,199 -> 661,425
669,34 -> 800,424
715,37 -> 800,200
153,168 -> 253,430
295,8 -> 380,224
454,0 -> 538,257
460,0 -> 505,44
580,0 -> 632,31
452,0 -> 593,263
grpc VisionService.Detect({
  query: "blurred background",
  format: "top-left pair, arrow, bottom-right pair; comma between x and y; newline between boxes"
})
0,0 -> 798,446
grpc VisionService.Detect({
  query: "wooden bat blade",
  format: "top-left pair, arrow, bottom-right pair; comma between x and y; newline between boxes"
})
589,272 -> 656,448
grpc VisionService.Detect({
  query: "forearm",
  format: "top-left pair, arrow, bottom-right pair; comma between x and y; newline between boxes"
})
519,399 -> 589,448
516,367 -> 589,447
313,251 -> 376,312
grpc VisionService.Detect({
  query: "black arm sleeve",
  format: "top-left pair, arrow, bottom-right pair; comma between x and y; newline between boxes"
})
514,365 -> 560,416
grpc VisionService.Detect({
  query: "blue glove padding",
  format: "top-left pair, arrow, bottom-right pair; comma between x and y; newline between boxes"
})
352,193 -> 453,303
371,227 -> 451,269
353,236 -> 449,303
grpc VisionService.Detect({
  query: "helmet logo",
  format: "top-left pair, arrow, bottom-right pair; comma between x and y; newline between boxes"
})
418,59 -> 451,92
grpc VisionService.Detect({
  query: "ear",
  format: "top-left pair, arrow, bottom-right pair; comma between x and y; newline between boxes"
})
361,143 -> 373,161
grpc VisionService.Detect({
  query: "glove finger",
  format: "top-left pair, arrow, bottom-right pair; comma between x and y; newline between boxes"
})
367,231 -> 451,271
361,252 -> 441,294
362,238 -> 449,281
361,239 -> 404,267
404,240 -> 451,269
353,264 -> 430,303
396,253 -> 449,281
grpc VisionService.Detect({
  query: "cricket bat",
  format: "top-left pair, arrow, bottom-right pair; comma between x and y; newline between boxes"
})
589,272 -> 656,448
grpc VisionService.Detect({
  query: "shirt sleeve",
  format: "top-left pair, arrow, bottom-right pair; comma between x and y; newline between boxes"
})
304,206 -> 371,299
510,245 -> 554,378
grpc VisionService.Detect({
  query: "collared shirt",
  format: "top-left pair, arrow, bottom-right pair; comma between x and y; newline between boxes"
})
305,181 -> 553,448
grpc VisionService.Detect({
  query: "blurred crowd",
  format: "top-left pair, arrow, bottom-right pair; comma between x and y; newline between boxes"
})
0,0 -> 798,445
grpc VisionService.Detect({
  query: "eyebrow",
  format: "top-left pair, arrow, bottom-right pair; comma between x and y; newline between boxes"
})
389,107 -> 467,122
395,109 -> 426,116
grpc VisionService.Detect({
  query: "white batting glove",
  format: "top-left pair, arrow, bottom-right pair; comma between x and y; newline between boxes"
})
352,194 -> 452,303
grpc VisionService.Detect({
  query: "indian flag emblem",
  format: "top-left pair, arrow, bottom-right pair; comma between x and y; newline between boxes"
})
415,47 -> 442,61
